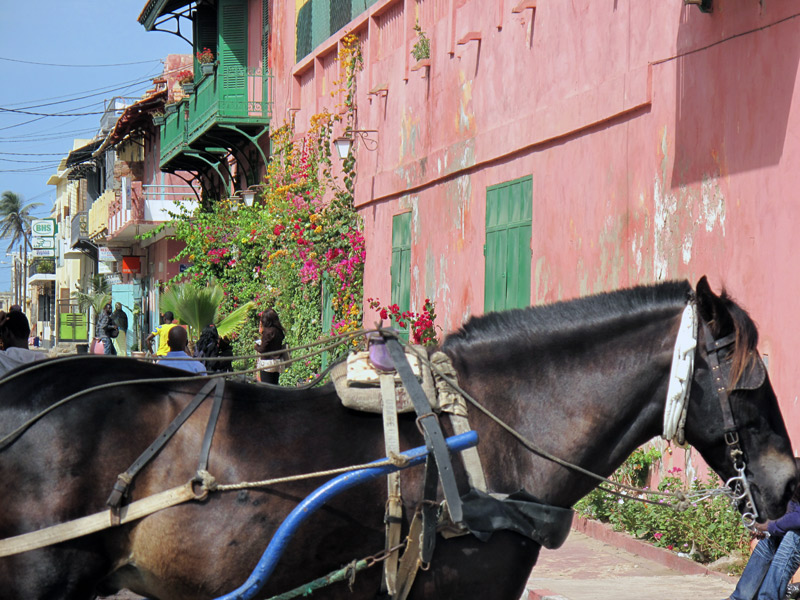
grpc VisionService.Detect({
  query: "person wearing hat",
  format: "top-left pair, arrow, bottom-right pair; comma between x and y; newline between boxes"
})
0,310 -> 45,377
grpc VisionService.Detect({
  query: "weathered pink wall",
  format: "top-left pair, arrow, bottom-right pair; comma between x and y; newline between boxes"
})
270,0 -> 800,456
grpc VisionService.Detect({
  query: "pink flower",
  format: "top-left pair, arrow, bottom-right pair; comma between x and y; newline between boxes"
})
654,532 -> 663,540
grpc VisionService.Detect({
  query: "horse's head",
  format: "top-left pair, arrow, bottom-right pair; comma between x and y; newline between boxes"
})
686,276 -> 797,521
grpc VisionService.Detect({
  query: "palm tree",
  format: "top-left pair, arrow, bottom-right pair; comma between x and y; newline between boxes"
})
160,282 -> 254,343
0,191 -> 43,309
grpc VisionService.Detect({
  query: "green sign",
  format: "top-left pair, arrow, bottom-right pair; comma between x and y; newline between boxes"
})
32,218 -> 56,237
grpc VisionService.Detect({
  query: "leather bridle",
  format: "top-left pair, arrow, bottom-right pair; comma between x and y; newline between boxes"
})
700,320 -> 765,527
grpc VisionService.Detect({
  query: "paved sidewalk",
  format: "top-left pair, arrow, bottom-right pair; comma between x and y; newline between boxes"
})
525,521 -> 738,600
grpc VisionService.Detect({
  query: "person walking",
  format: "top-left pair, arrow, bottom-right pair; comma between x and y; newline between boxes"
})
111,302 -> 129,356
145,311 -> 178,357
96,303 -> 117,356
725,457 -> 800,600
157,326 -> 206,375
255,308 -> 286,384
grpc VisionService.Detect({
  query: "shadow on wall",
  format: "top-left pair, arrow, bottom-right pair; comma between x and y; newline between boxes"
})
671,4 -> 800,188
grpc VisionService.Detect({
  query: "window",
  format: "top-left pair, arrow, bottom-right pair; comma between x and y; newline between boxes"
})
390,212 -> 411,339
484,176 -> 532,312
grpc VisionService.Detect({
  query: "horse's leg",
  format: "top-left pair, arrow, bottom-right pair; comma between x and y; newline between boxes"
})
408,533 -> 541,599
0,544 -> 111,600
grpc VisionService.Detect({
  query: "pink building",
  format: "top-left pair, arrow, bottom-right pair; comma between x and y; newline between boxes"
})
138,0 -> 800,465
267,0 -> 800,461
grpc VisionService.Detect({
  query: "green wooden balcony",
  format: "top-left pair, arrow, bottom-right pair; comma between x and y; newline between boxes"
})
159,65 -> 271,171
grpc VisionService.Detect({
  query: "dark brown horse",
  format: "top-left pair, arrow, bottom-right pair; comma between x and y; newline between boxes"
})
0,278 -> 795,600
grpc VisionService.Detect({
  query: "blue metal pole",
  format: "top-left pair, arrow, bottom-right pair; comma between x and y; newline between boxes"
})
213,430 -> 479,600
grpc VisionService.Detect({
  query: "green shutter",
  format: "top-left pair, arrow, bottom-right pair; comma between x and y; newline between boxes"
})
391,212 -> 411,340
330,0 -> 352,36
296,1 -> 313,61
219,0 -> 248,116
193,5 -> 217,80
485,176 -> 532,312
321,273 -> 334,369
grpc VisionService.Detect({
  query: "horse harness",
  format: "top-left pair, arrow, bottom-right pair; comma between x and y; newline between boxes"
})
700,318 -> 767,527
661,300 -> 767,526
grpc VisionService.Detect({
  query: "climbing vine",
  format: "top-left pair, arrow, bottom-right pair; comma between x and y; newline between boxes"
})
144,33 -> 366,384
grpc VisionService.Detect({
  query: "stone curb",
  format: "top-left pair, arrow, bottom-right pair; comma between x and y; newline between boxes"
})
528,589 -> 569,600
570,514 -> 738,583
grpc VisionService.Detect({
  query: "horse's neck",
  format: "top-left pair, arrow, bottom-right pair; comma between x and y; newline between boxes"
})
453,313 -> 679,508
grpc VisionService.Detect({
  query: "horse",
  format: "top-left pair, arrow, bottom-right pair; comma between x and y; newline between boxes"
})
0,277 -> 795,600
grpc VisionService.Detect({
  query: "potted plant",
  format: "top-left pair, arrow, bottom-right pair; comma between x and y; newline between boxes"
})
177,69 -> 195,95
197,47 -> 216,76
151,110 -> 166,126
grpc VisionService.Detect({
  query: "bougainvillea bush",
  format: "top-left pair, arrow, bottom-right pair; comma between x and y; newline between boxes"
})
146,36 -> 366,384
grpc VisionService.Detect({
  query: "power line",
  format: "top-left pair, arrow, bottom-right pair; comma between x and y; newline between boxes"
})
0,130 -> 96,143
5,72 -> 162,110
0,151 -> 70,156
0,107 -> 105,117
0,56 -> 163,68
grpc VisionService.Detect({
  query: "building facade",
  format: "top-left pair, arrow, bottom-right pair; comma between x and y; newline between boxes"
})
265,0 -> 800,458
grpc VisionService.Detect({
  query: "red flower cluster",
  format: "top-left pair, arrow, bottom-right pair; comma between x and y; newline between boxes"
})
176,69 -> 193,84
196,48 -> 214,64
367,298 -> 439,346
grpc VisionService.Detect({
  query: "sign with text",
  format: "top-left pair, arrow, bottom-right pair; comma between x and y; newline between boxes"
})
32,248 -> 55,257
31,219 -> 56,237
98,246 -> 123,263
32,237 -> 55,249
121,256 -> 141,274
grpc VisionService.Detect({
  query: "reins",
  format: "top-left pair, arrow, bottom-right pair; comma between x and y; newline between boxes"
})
394,331 -> 739,513
0,328 -> 372,453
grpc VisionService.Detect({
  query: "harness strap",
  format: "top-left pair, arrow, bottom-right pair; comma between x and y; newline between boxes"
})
380,374 -> 403,596
430,351 -> 488,492
384,336 -> 463,523
701,323 -> 738,435
394,511 -> 425,600
0,480 -> 205,558
197,379 -> 225,473
107,379 -> 218,513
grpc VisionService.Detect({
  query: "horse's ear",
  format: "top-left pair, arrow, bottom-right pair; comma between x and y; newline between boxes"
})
695,276 -> 730,332
696,276 -> 719,322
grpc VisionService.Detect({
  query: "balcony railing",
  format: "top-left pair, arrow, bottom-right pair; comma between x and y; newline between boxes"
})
70,212 -> 89,248
106,183 -> 199,238
160,66 -> 271,168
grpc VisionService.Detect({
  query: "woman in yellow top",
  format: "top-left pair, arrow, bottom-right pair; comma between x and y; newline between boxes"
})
145,311 -> 179,356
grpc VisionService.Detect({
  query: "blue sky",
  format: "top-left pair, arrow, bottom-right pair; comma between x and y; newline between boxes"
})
0,1 -> 188,290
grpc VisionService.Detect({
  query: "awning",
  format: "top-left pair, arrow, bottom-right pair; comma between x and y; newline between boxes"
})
93,89 -> 167,156
65,139 -> 103,168
138,0 -> 194,31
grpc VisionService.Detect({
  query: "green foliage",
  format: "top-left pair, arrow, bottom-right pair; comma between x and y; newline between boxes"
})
0,190 -> 42,253
411,21 -> 430,61
143,39 -> 367,385
159,282 -> 254,341
72,274 -> 111,316
574,455 -> 751,567
35,259 -> 55,274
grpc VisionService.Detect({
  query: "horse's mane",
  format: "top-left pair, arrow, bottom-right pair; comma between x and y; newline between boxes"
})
714,288 -> 759,388
443,281 -> 694,357
443,280 -> 760,388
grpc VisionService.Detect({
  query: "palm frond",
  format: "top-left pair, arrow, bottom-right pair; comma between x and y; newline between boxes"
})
216,301 -> 255,337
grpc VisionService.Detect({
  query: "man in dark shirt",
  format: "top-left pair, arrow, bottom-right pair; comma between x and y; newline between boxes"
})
112,302 -> 129,356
